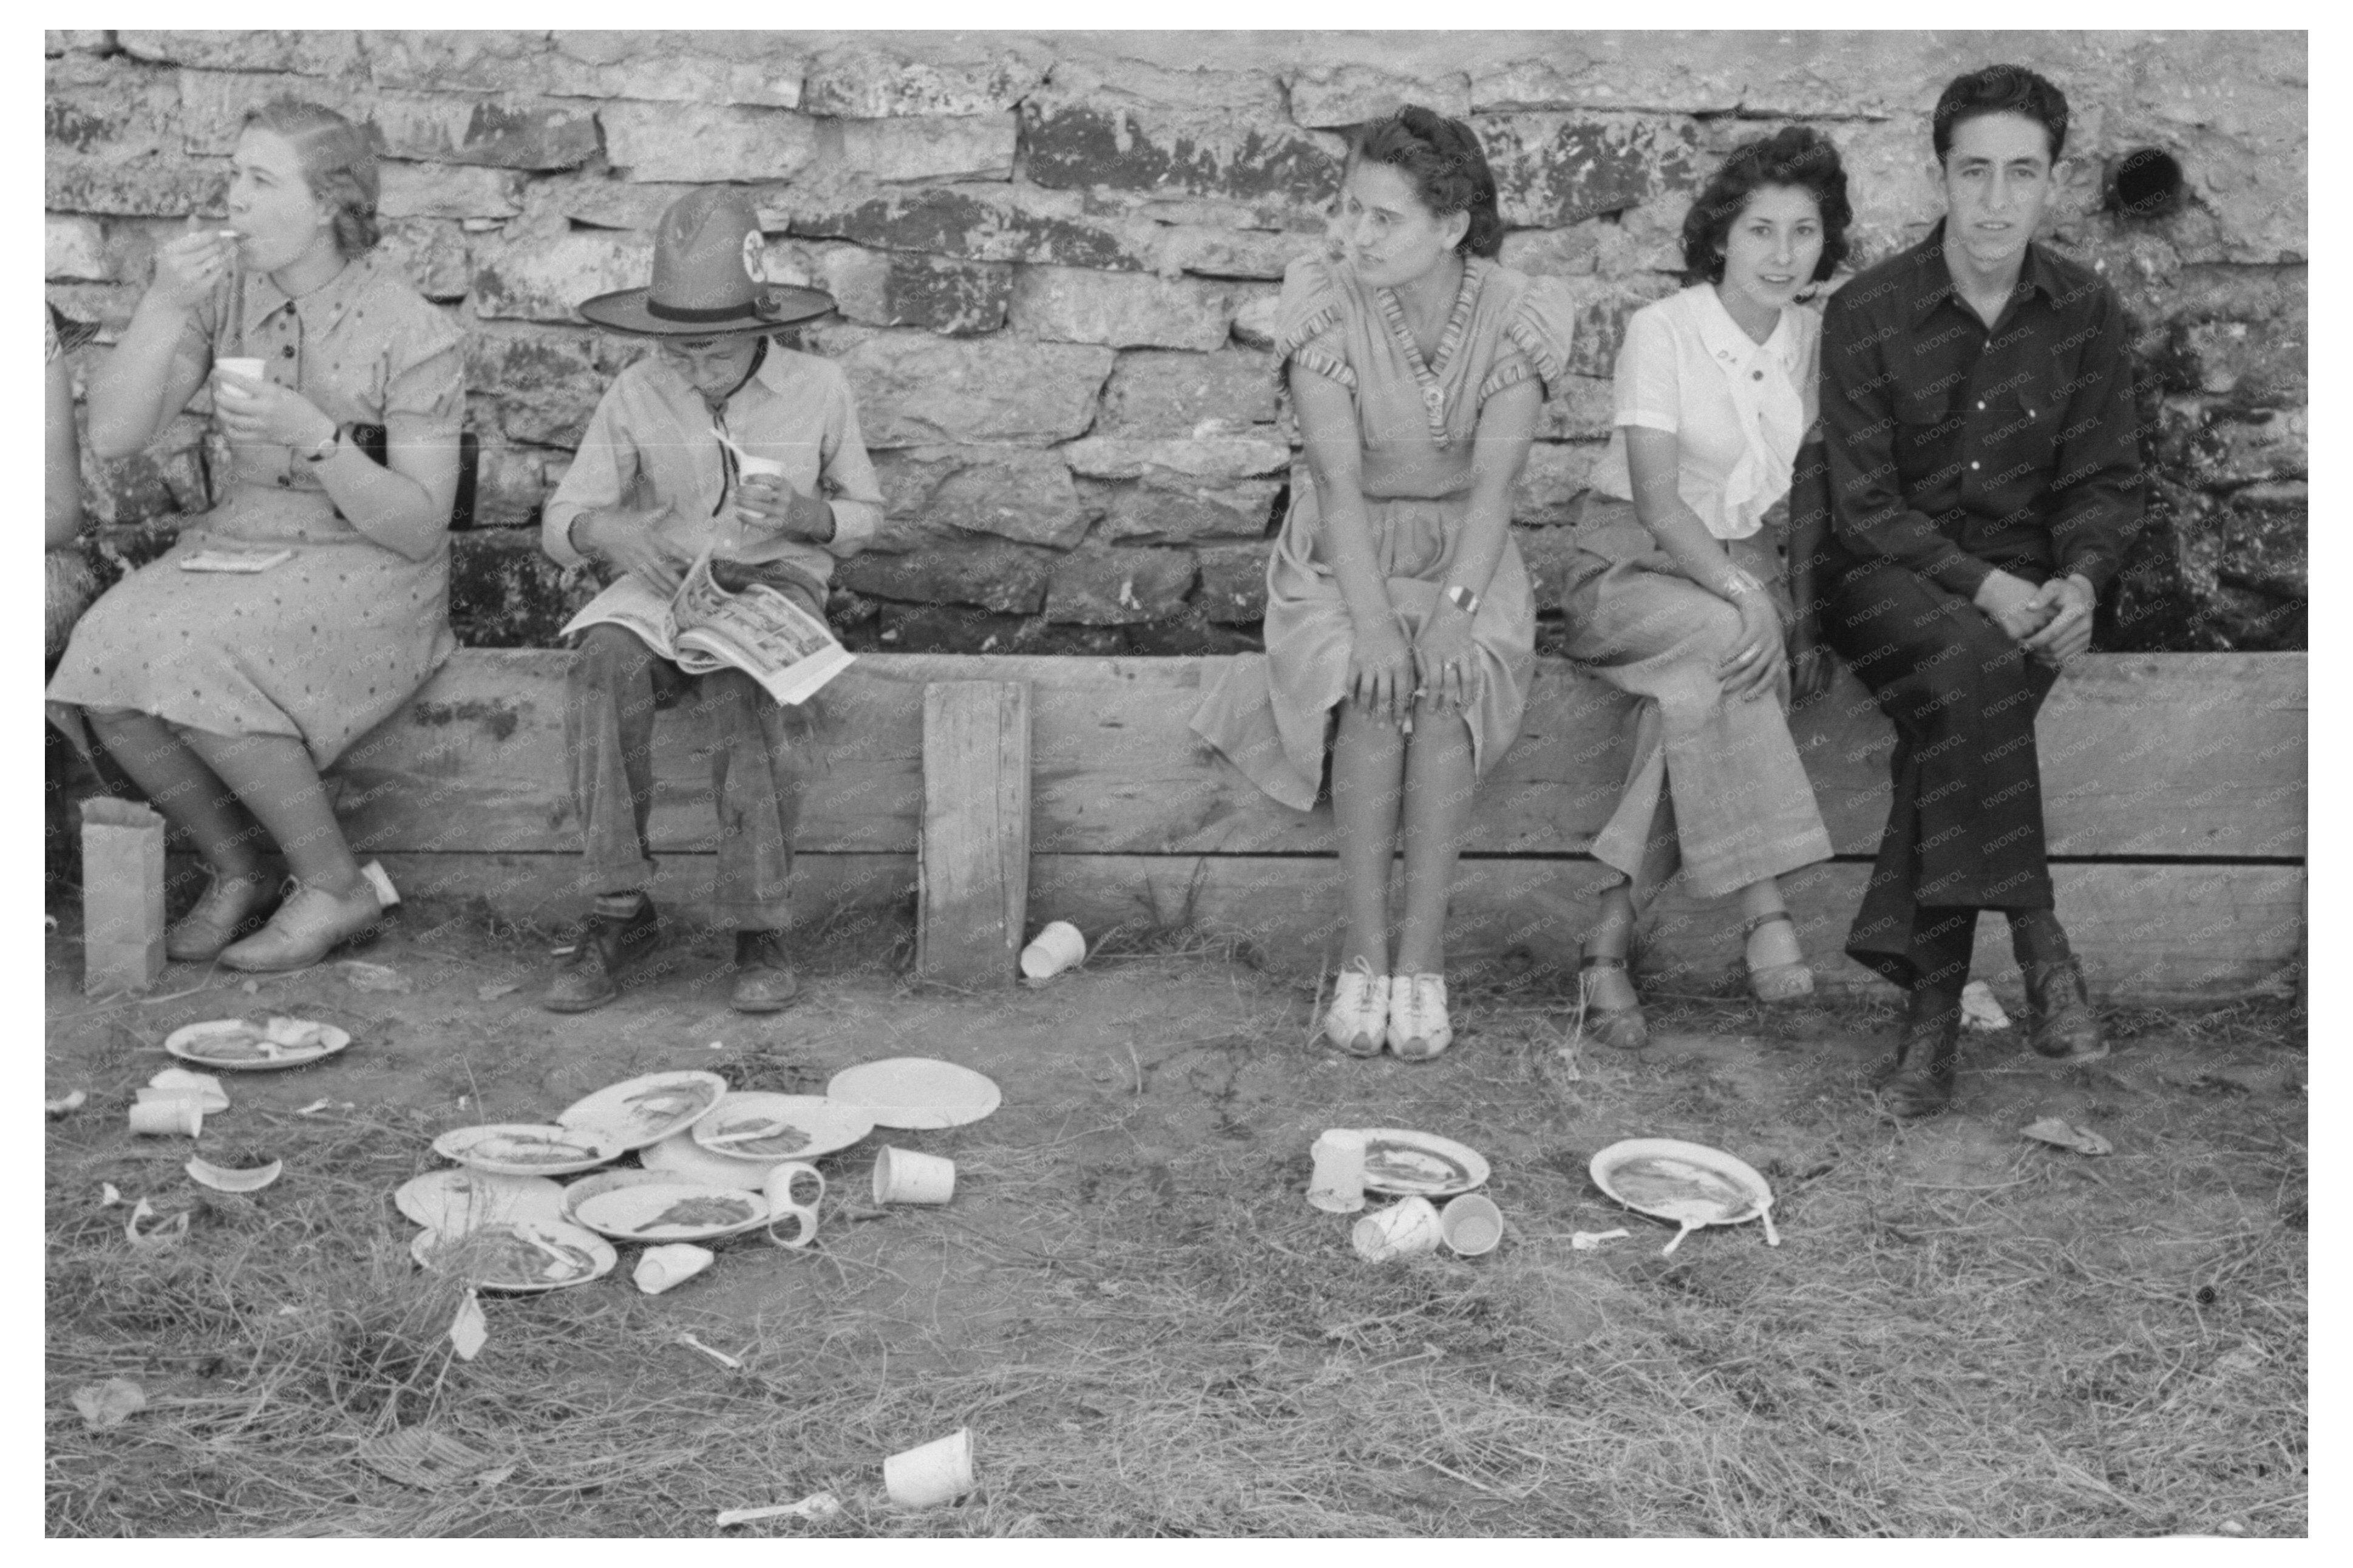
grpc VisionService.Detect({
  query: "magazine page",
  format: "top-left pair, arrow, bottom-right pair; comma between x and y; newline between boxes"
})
673,554 -> 856,705
557,574 -> 682,659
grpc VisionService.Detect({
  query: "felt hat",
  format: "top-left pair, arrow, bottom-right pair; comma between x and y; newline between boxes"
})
577,188 -> 834,336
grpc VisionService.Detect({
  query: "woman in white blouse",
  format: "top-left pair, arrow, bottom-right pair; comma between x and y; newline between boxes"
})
1563,127 -> 1849,1050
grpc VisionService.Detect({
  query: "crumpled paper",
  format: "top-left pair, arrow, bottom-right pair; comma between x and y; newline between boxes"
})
72,1377 -> 147,1429
2022,1116 -> 2112,1156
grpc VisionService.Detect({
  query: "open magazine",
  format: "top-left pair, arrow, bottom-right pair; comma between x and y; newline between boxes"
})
559,549 -> 855,705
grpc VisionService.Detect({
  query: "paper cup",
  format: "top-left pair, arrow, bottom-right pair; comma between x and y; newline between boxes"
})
872,1146 -> 954,1206
1019,920 -> 1086,980
1438,1193 -> 1504,1257
762,1161 -> 825,1249
735,454 -> 786,481
884,1427 -> 974,1509
1306,1129 -> 1368,1213
633,1243 -> 715,1295
212,356 -> 266,396
1351,1195 -> 1441,1261
127,1096 -> 204,1137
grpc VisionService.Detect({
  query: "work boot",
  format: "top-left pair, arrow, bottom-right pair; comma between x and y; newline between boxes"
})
543,894 -> 662,1013
730,928 -> 800,1014
1877,980 -> 1963,1119
2011,910 -> 2108,1063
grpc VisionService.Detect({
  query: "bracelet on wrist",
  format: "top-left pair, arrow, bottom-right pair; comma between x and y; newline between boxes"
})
1718,566 -> 1768,600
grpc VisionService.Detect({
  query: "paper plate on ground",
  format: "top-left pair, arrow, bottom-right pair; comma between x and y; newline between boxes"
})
690,1093 -> 874,1162
432,1123 -> 624,1177
825,1059 -> 1000,1129
555,1070 -> 727,1152
1354,1129 -> 1492,1197
411,1219 -> 616,1292
165,1016 -> 351,1071
565,1172 -> 770,1243
640,1129 -> 779,1190
1589,1138 -> 1779,1255
396,1168 -> 567,1233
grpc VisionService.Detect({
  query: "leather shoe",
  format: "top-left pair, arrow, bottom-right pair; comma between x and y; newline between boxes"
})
730,928 -> 800,1013
167,871 -> 281,963
1578,946 -> 1649,1051
1876,982 -> 1962,1119
543,895 -> 662,1013
219,879 -> 382,973
2020,955 -> 2108,1063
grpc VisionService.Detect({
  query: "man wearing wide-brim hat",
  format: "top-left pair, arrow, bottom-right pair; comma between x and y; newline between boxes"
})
539,188 -> 884,1014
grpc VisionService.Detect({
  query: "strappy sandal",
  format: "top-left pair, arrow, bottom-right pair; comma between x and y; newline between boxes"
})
1323,955 -> 1390,1057
1742,909 -> 1815,1005
1577,945 -> 1649,1052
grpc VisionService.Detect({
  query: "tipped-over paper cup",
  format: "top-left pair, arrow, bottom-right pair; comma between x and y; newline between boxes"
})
1351,1195 -> 1441,1261
872,1146 -> 955,1206
1306,1129 -> 1368,1213
633,1243 -> 715,1295
1438,1193 -> 1504,1257
762,1161 -> 825,1249
128,1096 -> 204,1137
1019,921 -> 1085,980
884,1427 -> 974,1509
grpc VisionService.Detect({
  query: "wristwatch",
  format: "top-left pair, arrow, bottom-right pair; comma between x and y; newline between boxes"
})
301,423 -> 344,464
1442,582 -> 1480,617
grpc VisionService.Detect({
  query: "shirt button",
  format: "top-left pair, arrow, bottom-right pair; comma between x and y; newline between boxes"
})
277,474 -> 291,487
1976,400 -> 1985,410
1970,461 -> 1981,471
1752,370 -> 1764,381
282,344 -> 296,358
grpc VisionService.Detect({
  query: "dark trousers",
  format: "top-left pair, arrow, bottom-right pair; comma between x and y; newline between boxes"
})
564,624 -> 803,930
1823,559 -> 2058,991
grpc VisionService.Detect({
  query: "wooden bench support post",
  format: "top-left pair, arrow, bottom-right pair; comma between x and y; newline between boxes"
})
916,680 -> 1031,988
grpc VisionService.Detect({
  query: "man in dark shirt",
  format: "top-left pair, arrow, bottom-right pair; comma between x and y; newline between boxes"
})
1819,63 -> 2143,1116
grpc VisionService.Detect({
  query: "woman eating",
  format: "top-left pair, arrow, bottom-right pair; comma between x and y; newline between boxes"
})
1192,106 -> 1573,1061
49,100 -> 464,972
1560,127 -> 1847,1049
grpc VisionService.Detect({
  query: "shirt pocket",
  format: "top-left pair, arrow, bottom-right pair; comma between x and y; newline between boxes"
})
1892,382 -> 1963,487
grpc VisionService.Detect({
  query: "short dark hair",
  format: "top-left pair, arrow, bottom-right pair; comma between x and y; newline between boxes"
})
1678,126 -> 1852,287
1932,64 -> 2069,165
1346,106 -> 1505,261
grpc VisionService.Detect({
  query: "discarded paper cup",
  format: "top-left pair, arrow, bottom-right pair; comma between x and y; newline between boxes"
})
1306,1129 -> 1368,1213
633,1243 -> 715,1295
872,1146 -> 954,1206
1351,1195 -> 1441,1261
762,1161 -> 826,1249
883,1427 -> 974,1509
128,1097 -> 204,1137
1019,921 -> 1086,980
1438,1193 -> 1504,1257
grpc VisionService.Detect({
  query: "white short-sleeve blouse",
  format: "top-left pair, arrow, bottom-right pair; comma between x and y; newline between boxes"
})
1586,283 -> 1819,541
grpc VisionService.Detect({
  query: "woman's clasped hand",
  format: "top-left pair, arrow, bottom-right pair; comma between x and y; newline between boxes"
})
1716,585 -> 1790,703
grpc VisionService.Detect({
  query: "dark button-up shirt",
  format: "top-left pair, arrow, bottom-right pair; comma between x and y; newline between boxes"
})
1819,220 -> 2142,597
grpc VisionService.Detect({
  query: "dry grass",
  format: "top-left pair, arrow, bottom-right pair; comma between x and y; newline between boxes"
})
46,942 -> 2306,1538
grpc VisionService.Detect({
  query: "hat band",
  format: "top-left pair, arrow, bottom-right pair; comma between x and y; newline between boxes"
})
645,297 -> 762,325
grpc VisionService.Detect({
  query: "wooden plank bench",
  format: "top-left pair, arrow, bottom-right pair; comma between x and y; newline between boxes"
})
327,651 -> 2307,1002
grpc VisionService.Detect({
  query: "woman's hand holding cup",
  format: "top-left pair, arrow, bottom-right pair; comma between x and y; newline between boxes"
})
212,369 -> 334,453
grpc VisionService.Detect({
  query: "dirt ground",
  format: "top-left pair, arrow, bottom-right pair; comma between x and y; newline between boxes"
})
44,896 -> 2309,1538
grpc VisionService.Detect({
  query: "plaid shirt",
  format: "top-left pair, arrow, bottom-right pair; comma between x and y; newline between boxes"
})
1819,221 -> 2143,597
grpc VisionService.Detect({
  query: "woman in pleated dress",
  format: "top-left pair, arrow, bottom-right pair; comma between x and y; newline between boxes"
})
1192,107 -> 1574,1061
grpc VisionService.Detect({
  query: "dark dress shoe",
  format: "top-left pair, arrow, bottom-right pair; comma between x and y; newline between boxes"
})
2020,955 -> 2108,1062
543,896 -> 662,1014
1876,981 -> 1963,1119
730,928 -> 800,1013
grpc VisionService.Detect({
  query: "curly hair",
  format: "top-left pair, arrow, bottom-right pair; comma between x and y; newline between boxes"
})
1932,64 -> 2068,165
241,98 -> 379,256
1347,106 -> 1505,260
1678,126 -> 1851,287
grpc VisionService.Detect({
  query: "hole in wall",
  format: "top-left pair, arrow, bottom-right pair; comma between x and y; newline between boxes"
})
2107,147 -> 2185,221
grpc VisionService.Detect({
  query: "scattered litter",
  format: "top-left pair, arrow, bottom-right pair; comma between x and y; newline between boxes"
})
165,1017 -> 348,1070
717,1492 -> 842,1528
186,1156 -> 283,1193
1571,1228 -> 1631,1251
2212,1344 -> 2267,1378
341,960 -> 412,994
124,1198 -> 190,1251
100,1183 -> 123,1207
296,1098 -> 333,1115
355,1429 -> 514,1491
148,1067 -> 229,1112
1352,1195 -> 1442,1261
549,945 -> 577,958
1960,980 -> 2011,1031
359,859 -> 400,907
885,1427 -> 976,1509
1590,1138 -> 1781,1254
127,1098 -> 204,1137
707,1039 -> 726,1051
448,1290 -> 487,1361
46,1090 -> 86,1117
677,1331 -> 742,1369
2022,1116 -> 2112,1156
1019,920 -> 1086,980
475,980 -> 523,1002
635,1243 -> 716,1294
71,1377 -> 147,1430
1552,1035 -> 1583,1081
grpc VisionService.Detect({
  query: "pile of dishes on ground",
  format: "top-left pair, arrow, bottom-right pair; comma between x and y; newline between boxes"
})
406,1058 -> 1002,1294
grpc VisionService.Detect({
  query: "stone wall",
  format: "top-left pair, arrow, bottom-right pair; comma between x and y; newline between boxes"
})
46,30 -> 2307,653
